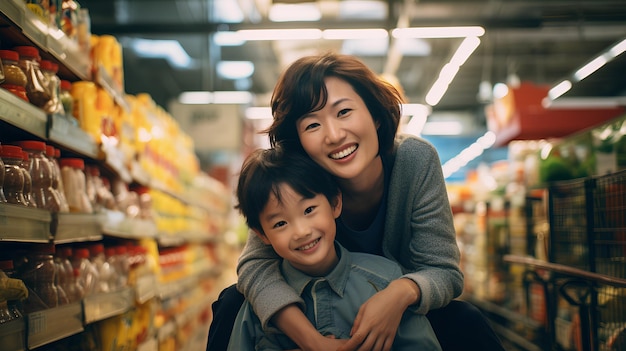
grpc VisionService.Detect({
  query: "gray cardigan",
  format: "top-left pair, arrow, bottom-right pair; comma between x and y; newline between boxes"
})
236,135 -> 463,329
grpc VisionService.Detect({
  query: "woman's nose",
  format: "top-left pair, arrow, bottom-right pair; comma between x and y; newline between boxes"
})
324,120 -> 345,144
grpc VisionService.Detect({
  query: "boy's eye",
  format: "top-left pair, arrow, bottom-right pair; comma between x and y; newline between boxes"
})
272,220 -> 287,229
304,206 -> 315,215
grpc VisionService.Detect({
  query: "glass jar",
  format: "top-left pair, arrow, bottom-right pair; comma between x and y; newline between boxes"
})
19,151 -> 37,208
17,244 -> 59,311
0,49 -> 28,88
0,145 -> 27,206
13,46 -> 50,108
16,140 -> 61,212
39,60 -> 65,115
60,158 -> 93,213
46,145 -> 69,212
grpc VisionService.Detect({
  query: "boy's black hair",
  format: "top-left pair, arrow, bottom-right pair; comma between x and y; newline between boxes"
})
235,145 -> 341,233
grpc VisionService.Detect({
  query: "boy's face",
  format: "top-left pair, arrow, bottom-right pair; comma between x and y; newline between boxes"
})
255,183 -> 341,277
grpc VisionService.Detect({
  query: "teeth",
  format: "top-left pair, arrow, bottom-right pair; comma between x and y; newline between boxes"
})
330,145 -> 357,159
298,238 -> 319,251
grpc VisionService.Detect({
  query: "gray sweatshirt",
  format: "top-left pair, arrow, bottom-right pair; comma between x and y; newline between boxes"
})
236,135 -> 463,329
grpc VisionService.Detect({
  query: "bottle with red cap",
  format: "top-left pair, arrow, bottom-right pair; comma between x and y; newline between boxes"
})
54,246 -> 81,303
19,151 -> 37,208
0,145 -> 27,206
71,247 -> 98,297
13,46 -> 49,108
39,59 -> 64,114
0,49 -> 29,102
60,157 -> 93,213
16,140 -> 62,212
16,244 -> 59,312
46,145 -> 69,212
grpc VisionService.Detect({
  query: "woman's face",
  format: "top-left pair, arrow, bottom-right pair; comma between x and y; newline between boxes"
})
296,77 -> 380,181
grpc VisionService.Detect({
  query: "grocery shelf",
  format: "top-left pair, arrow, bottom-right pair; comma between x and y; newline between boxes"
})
0,88 -> 48,139
83,288 -> 134,324
0,203 -> 51,243
47,114 -> 100,160
27,302 -> 83,350
53,212 -> 104,244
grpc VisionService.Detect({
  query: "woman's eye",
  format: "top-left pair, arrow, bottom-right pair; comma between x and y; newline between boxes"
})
338,108 -> 351,117
273,220 -> 287,229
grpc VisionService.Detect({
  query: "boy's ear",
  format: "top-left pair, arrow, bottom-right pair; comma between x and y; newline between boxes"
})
253,228 -> 271,245
332,193 -> 343,219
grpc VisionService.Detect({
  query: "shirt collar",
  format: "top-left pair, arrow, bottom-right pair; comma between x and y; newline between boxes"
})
281,242 -> 351,298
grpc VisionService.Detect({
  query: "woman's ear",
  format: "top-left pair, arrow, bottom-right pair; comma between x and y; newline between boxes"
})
332,193 -> 343,219
253,228 -> 271,245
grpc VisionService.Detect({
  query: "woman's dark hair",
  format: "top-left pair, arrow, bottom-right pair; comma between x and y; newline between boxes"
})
266,52 -> 404,157
235,144 -> 341,233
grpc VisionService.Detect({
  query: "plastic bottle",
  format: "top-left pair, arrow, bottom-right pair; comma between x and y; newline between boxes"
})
115,245 -> 129,289
70,81 -> 100,143
59,80 -> 79,126
0,145 -> 27,206
17,140 -> 61,212
59,158 -> 93,213
20,151 -> 37,208
13,46 -> 49,108
0,49 -> 28,101
104,246 -> 120,291
55,246 -> 81,303
39,60 -> 64,115
18,244 -> 59,310
88,243 -> 111,293
71,247 -> 98,297
46,145 -> 69,212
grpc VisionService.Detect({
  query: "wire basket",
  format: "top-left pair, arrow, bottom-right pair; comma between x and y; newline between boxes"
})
548,177 -> 592,271
592,170 -> 626,279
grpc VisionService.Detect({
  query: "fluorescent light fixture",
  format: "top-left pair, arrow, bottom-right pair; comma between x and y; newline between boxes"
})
131,39 -> 193,68
213,0 -> 244,23
421,121 -> 463,135
548,80 -> 572,100
608,38 -> 626,58
214,31 -> 246,46
450,36 -> 481,66
574,55 -> 608,81
323,28 -> 388,40
245,107 -> 272,120
269,4 -> 321,22
425,37 -> 481,106
179,91 -> 253,104
217,61 -> 254,80
401,103 -> 431,117
179,91 -> 212,104
236,29 -> 322,41
392,26 -> 485,39
212,91 -> 253,104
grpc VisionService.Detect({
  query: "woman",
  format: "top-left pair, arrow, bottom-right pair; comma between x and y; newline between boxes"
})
208,52 -> 504,351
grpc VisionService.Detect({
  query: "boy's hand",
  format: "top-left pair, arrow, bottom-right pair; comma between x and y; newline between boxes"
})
337,279 -> 420,351
285,334 -> 347,351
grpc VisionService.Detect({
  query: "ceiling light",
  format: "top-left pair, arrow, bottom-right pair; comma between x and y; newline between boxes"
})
574,55 -> 608,81
178,91 -> 253,105
323,28 -> 388,40
269,4 -> 321,22
608,38 -> 626,58
245,107 -> 272,120
236,29 -> 322,41
213,31 -> 246,46
421,121 -> 464,135
217,61 -> 254,80
450,36 -> 481,66
392,26 -> 485,39
548,80 -> 572,100
130,39 -> 193,68
442,131 -> 496,179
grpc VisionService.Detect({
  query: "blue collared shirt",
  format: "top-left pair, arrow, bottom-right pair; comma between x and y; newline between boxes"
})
227,243 -> 442,351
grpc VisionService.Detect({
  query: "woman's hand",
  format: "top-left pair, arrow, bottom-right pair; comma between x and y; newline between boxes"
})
338,278 -> 421,351
274,305 -> 348,351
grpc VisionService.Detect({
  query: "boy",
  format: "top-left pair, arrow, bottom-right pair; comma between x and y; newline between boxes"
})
228,145 -> 441,351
